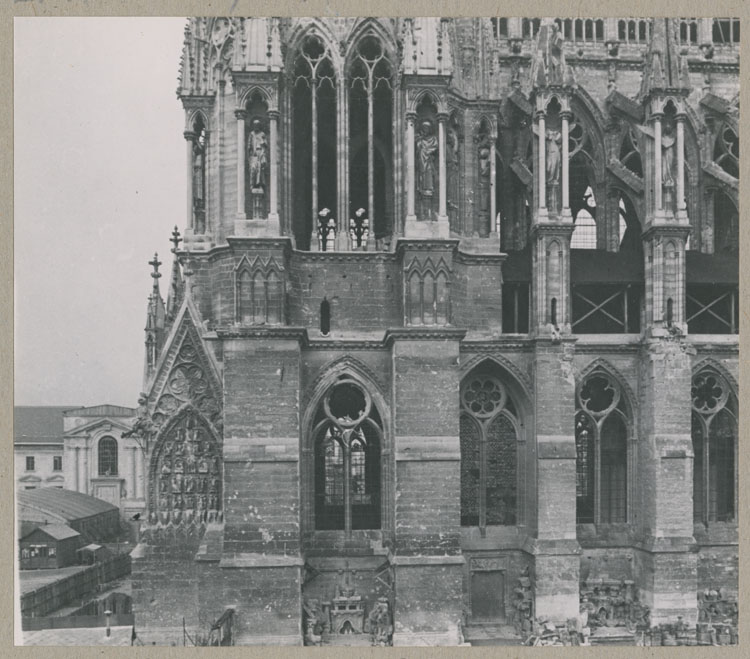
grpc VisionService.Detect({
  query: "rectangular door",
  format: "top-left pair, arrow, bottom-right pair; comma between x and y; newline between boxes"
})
470,570 -> 505,622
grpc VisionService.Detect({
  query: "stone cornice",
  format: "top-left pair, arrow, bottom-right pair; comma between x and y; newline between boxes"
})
460,339 -> 534,352
384,327 -> 467,346
396,239 -> 460,254
641,224 -> 691,241
305,338 -> 386,351
453,251 -> 507,266
294,250 -> 398,264
215,326 -> 308,343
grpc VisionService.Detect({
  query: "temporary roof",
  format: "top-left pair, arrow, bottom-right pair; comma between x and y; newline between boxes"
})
17,488 -> 119,525
21,523 -> 80,542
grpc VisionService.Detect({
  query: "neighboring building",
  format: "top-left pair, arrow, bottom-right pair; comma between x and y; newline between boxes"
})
17,488 -> 122,543
15,405 -> 142,520
19,524 -> 82,570
62,405 -> 142,518
14,406 -> 71,490
121,17 -> 737,646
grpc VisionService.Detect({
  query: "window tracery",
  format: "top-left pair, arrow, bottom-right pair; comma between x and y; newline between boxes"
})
692,370 -> 737,524
313,378 -> 382,532
460,374 -> 519,528
713,122 -> 738,179
575,371 -> 630,524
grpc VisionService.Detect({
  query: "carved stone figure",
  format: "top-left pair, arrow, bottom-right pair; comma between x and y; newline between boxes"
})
349,208 -> 369,250
247,118 -> 268,190
546,128 -> 562,185
546,23 -> 564,84
417,120 -> 438,195
317,208 -> 336,252
368,598 -> 392,646
661,117 -> 676,211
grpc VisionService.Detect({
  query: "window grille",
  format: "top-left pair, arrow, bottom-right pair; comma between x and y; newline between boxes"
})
575,372 -> 630,524
460,374 -> 519,528
691,371 -> 737,523
98,437 -> 118,476
571,211 -> 597,249
26,456 -> 35,471
53,456 -> 62,472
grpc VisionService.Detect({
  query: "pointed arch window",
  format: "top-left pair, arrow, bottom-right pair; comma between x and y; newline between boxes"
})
575,371 -> 630,524
235,258 -> 284,325
405,260 -> 451,326
713,122 -> 738,179
692,370 -> 737,524
460,373 -> 519,528
98,436 -> 118,476
292,34 -> 337,248
348,33 -> 394,239
313,378 -> 382,532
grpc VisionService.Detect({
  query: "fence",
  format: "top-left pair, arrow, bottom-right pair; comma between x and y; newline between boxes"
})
21,613 -> 135,631
20,554 -> 131,618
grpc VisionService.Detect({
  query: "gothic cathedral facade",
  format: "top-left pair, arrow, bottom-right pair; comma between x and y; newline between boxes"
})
129,18 -> 739,645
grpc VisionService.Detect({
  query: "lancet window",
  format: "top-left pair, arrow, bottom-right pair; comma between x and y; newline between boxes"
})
292,35 -> 337,248
348,35 -> 394,239
575,371 -> 630,524
313,378 -> 382,532
692,370 -> 737,524
618,19 -> 652,44
460,373 -> 519,528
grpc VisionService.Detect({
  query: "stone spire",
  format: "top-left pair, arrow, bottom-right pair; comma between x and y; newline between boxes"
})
640,18 -> 691,100
143,253 -> 167,384
166,226 -> 185,324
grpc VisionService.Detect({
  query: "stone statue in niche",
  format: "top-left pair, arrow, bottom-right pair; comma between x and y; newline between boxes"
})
349,208 -> 369,250
476,129 -> 492,236
247,118 -> 268,190
661,116 -> 676,213
546,127 -> 562,213
417,119 -> 438,196
192,133 -> 206,233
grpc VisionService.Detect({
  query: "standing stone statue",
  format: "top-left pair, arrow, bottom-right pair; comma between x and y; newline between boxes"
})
417,120 -> 438,195
546,128 -> 562,212
661,117 -> 676,212
247,118 -> 268,191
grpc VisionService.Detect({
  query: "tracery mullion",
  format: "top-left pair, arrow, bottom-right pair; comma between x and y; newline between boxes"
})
704,415 -> 713,522
593,421 -> 601,526
478,420 -> 488,530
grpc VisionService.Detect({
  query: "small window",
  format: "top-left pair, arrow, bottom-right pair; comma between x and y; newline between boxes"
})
53,456 -> 63,472
98,436 -> 118,476
320,298 -> 331,336
24,486 -> 36,490
25,456 -> 35,471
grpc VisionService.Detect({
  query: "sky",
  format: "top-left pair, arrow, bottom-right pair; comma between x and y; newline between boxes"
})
15,18 -> 188,407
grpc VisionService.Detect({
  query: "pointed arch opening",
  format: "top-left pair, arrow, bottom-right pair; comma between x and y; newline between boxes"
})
459,360 -> 528,530
575,368 -> 633,525
691,369 -> 737,524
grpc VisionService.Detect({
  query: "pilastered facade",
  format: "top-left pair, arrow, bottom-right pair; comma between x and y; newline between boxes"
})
130,17 -> 739,645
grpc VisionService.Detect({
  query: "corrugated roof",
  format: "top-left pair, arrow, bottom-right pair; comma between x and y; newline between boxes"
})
17,488 -> 119,523
14,407 -> 80,443
22,523 -> 80,542
64,405 -> 136,418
